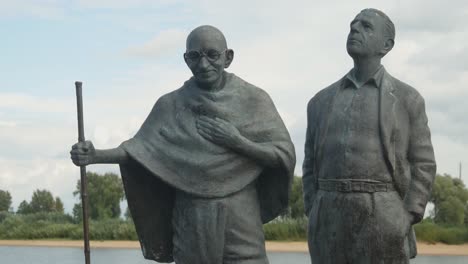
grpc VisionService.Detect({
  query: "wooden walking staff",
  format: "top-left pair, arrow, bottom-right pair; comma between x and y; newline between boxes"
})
75,81 -> 91,264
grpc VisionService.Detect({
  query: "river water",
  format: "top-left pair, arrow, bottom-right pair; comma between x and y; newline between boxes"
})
0,246 -> 467,263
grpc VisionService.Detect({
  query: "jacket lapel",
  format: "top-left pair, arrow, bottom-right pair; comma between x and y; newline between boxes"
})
315,78 -> 344,166
379,70 -> 397,175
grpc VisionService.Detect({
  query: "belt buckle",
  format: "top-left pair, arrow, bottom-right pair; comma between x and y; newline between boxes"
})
340,181 -> 351,192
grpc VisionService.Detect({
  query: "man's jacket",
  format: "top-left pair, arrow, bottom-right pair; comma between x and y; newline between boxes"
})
302,68 -> 436,258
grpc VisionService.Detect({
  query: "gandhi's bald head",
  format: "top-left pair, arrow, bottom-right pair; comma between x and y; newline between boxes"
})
186,25 -> 228,50
184,25 -> 234,91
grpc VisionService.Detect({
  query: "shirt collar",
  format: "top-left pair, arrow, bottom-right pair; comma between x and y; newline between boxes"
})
344,65 -> 385,89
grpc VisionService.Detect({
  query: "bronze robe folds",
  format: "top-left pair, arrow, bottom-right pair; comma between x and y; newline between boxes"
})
120,73 -> 295,262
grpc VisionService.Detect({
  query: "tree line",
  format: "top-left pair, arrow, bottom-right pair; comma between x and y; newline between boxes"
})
0,172 -> 126,222
1,172 -> 468,225
1,172 -> 467,243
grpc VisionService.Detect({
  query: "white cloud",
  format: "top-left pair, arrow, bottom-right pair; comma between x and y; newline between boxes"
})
2,0 -> 468,214
0,158 -> 121,214
393,0 -> 468,33
76,0 -> 176,9
124,29 -> 187,58
0,121 -> 18,128
0,93 -> 71,113
110,0 -> 468,179
92,117 -> 142,148
431,135 -> 468,182
0,158 -> 78,213
0,1 -> 65,19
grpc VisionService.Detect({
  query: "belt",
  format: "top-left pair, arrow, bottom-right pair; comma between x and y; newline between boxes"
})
318,179 -> 395,193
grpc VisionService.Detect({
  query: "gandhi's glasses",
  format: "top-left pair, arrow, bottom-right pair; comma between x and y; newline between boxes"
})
184,49 -> 227,63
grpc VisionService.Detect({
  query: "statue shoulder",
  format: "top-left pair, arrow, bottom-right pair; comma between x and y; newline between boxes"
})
231,73 -> 273,103
153,91 -> 175,108
388,74 -> 426,106
308,78 -> 343,109
150,81 -> 189,110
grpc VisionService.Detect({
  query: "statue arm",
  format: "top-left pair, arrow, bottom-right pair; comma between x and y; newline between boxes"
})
70,140 -> 129,166
302,100 -> 317,216
229,136 -> 284,168
94,147 -> 129,164
196,116 -> 285,168
404,95 -> 436,224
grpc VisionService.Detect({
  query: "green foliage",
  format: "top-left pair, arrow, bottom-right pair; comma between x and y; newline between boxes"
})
89,219 -> 137,240
16,200 -> 32,214
73,172 -> 125,221
465,203 -> 468,226
124,207 -> 132,222
2,211 -> 468,244
72,203 -> 83,223
0,190 -> 12,212
430,174 -> 468,225
0,211 -> 11,223
263,217 -> 307,241
414,220 -> 468,244
4,171 -> 468,244
17,191 -> 65,215
285,176 -> 305,219
20,211 -> 74,224
0,212 -> 137,240
437,197 -> 465,225
30,189 -> 56,213
0,212 -> 77,239
55,197 -> 64,214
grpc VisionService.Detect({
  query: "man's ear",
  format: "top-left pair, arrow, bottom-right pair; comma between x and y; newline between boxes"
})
183,53 -> 189,65
224,49 -> 234,68
381,38 -> 394,57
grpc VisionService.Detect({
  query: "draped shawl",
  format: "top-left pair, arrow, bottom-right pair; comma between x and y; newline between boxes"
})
119,72 -> 295,262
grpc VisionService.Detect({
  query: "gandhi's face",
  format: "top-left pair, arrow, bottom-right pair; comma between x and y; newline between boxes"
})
346,11 -> 387,59
185,33 -> 229,89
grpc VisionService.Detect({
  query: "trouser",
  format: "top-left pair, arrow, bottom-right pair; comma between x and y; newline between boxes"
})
308,190 -> 412,264
172,183 -> 269,264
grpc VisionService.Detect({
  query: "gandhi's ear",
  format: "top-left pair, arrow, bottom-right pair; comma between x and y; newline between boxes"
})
224,49 -> 234,68
381,38 -> 394,57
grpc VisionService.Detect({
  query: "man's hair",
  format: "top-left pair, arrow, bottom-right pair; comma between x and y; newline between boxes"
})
360,8 -> 395,41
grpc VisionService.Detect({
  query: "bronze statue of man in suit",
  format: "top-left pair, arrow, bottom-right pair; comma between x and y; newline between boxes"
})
303,8 -> 436,264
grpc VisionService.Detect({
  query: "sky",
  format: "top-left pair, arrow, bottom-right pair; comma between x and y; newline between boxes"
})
1,0 -> 467,214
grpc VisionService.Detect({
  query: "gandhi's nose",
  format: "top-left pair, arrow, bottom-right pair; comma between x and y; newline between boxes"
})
198,56 -> 210,68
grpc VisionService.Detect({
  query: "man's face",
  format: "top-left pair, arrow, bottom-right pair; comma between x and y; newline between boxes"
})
346,11 -> 387,59
185,35 -> 228,89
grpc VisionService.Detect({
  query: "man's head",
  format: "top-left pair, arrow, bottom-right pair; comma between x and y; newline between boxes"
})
346,8 -> 395,60
184,25 -> 234,90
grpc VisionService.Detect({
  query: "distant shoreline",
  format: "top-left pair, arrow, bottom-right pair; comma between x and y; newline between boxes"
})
0,240 -> 467,256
